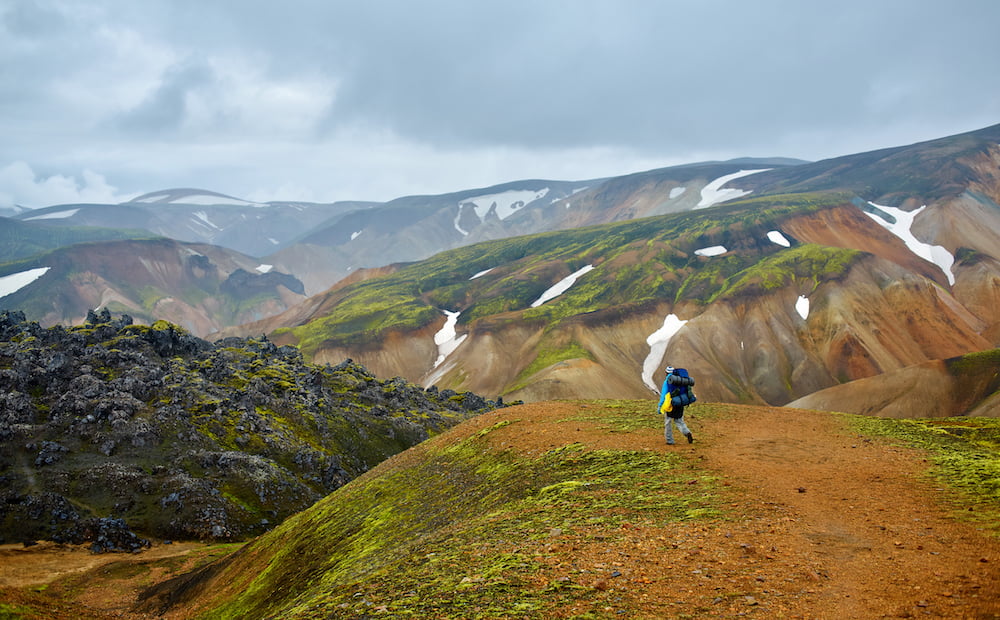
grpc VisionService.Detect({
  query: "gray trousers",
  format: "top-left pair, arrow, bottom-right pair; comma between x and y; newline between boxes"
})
664,412 -> 691,444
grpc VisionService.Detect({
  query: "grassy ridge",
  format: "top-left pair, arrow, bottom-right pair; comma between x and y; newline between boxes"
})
195,401 -> 721,618
190,400 -> 1000,618
286,192 -> 857,356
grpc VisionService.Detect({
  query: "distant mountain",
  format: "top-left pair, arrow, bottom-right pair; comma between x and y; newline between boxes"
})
267,162 -> 808,295
219,123 -> 1000,406
0,215 -> 153,262
14,188 -> 377,259
0,237 -> 308,336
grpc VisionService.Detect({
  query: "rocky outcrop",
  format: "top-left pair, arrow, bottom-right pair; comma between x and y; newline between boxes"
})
0,310 -> 503,547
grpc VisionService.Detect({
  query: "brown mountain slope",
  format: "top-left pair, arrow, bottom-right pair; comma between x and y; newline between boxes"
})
302,250 -> 992,407
0,238 -> 307,337
788,349 -> 1000,418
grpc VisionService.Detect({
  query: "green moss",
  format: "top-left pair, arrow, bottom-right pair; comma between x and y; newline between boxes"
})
0,603 -> 34,619
947,348 -> 1000,375
699,244 -> 861,303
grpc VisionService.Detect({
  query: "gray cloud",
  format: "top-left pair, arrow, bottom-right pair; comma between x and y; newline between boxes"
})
111,60 -> 214,135
1,0 -> 998,207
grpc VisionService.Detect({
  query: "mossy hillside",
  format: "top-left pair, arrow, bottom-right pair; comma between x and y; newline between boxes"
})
196,400 -> 722,619
946,348 -> 1000,377
846,415 -> 1000,532
507,340 -> 595,393
288,192 -> 846,356
0,219 -> 155,263
0,311 -> 501,543
694,243 -> 862,303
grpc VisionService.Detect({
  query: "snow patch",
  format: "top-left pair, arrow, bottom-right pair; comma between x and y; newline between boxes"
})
864,203 -> 955,285
694,245 -> 728,257
135,192 -> 263,207
350,230 -> 363,241
530,265 -> 594,308
131,192 -> 171,203
433,309 -> 467,368
268,238 -> 279,245
695,169 -> 770,209
25,208 -> 79,220
256,264 -> 273,274
460,188 -> 550,222
454,207 -> 469,236
642,313 -> 688,391
192,211 -> 220,230
669,187 -> 686,199
795,295 -> 810,320
469,267 -> 494,280
0,267 -> 50,299
767,230 -> 791,247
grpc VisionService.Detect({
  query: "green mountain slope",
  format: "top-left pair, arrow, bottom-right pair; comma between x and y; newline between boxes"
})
0,216 -> 153,262
276,192 -> 852,354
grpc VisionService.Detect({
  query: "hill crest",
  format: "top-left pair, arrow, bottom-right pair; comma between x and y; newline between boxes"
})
136,400 -> 1000,619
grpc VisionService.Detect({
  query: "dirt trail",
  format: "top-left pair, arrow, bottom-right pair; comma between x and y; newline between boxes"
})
481,401 -> 1000,618
695,405 -> 1000,618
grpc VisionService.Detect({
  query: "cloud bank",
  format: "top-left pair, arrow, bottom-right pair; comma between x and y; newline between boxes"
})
1,0 -> 998,208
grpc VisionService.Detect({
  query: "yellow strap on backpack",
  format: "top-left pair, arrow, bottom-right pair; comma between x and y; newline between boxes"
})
660,397 -> 672,414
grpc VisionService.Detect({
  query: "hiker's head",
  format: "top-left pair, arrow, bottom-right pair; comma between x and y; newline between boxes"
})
665,366 -> 674,374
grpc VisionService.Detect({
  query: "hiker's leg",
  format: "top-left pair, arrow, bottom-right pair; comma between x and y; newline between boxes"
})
674,416 -> 690,436
675,415 -> 694,444
664,416 -> 675,444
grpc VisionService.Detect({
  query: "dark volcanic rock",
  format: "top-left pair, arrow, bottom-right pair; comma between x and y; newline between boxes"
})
0,310 -> 503,548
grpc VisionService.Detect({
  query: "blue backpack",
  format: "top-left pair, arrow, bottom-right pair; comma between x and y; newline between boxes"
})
667,368 -> 697,407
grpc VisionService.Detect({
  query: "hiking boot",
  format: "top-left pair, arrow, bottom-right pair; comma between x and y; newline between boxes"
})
685,432 -> 694,444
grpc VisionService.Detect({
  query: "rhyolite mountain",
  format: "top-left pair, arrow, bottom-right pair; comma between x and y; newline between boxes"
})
0,159 -> 805,335
9,162 -> 802,297
220,124 -> 1000,408
0,237 -> 308,336
0,309 -> 502,546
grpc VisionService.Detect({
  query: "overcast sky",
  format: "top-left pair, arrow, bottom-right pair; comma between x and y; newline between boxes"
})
2,0 -> 998,208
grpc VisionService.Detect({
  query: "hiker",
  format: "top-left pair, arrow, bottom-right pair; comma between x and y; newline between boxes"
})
658,365 -> 695,445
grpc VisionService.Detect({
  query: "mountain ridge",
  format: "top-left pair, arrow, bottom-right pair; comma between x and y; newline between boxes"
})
128,400 -> 1000,619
